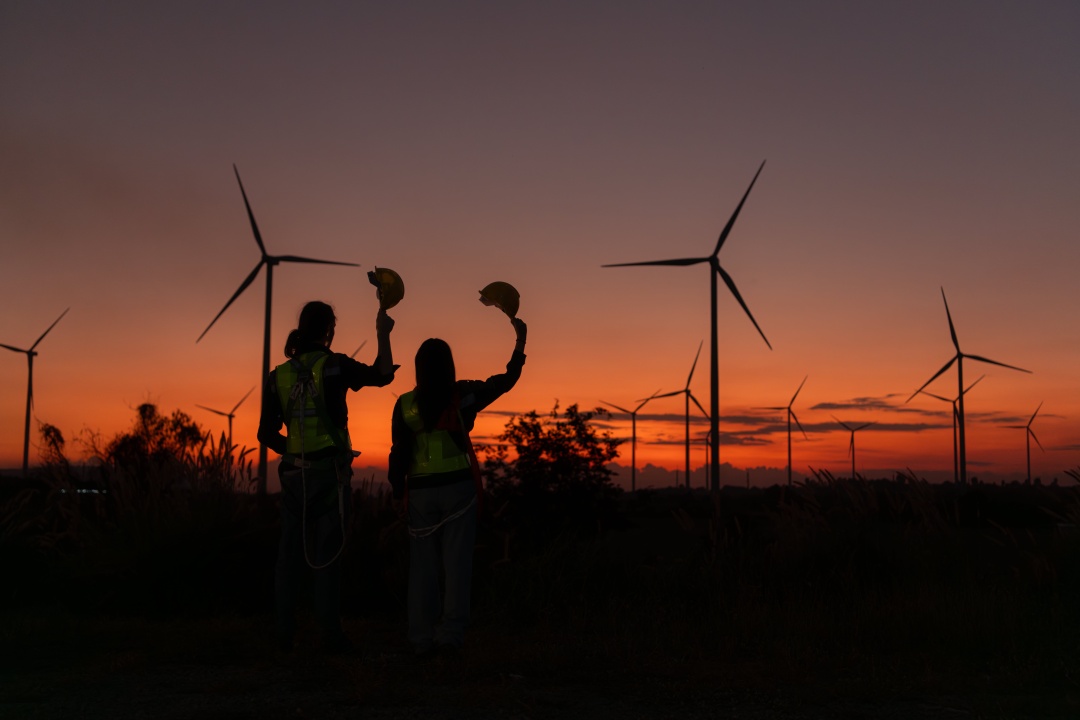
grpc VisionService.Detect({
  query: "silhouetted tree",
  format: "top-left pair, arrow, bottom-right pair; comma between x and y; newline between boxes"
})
102,403 -> 203,470
480,403 -> 622,545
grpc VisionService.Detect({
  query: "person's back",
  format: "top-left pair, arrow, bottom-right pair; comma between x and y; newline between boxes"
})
259,300 -> 396,653
389,317 -> 526,657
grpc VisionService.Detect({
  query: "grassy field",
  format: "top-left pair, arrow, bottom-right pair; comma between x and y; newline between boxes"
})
2,466 -> 1078,718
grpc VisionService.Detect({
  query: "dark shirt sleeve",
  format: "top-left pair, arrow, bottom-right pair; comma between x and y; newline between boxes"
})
387,398 -> 409,499
256,370 -> 289,456
339,355 -> 397,390
457,349 -> 526,429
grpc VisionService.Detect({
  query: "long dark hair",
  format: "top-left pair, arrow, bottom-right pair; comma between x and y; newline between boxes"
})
284,301 -> 336,358
414,338 -> 456,428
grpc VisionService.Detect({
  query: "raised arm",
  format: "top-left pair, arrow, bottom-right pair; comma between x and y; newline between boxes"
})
376,307 -> 395,376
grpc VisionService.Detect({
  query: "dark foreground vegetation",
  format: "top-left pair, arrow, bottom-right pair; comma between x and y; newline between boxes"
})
2,405 -> 1078,718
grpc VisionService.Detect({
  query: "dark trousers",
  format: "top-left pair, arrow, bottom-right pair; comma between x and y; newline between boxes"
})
275,458 -> 351,646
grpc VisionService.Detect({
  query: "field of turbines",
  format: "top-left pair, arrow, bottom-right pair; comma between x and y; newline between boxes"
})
3,162 -> 1078,718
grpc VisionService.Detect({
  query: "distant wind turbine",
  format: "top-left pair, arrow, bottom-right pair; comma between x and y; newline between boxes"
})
1005,402 -> 1044,482
2,308 -> 68,478
918,374 -> 984,484
604,162 -> 772,493
600,389 -> 661,492
196,386 -> 255,449
762,376 -> 808,487
653,342 -> 709,489
832,416 -> 873,480
908,288 -> 1031,485
197,165 -> 359,494
350,340 -> 367,359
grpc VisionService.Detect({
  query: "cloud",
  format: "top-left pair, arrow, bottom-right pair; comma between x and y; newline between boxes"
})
810,394 -> 941,416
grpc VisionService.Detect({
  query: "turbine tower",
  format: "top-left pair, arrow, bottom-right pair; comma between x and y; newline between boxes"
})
604,162 -> 772,493
600,389 -> 661,492
196,386 -> 255,449
832,416 -> 873,480
197,165 -> 359,494
762,376 -> 808,487
1005,402 -> 1044,482
918,375 -> 984,484
2,308 -> 69,478
908,288 -> 1030,485
653,342 -> 710,489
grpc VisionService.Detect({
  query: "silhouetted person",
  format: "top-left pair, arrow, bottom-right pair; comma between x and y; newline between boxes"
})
258,300 -> 395,653
388,317 -> 527,657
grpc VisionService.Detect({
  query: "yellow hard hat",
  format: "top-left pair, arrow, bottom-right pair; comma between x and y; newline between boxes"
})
479,281 -> 519,318
367,267 -> 404,310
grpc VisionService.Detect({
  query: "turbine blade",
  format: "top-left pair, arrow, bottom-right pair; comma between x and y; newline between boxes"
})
716,265 -> 771,349
232,386 -> 256,413
601,401 -> 632,415
761,405 -> 787,410
689,392 -> 709,419
790,375 -> 808,406
634,388 -> 663,410
197,261 -> 264,342
1029,428 -> 1044,451
965,354 -> 1031,374
686,340 -> 703,388
790,409 -> 808,439
234,165 -> 268,257
277,255 -> 360,267
350,340 -> 368,359
602,257 -> 709,268
652,390 -> 684,400
831,415 -> 853,431
848,434 -> 855,457
941,288 -> 960,353
907,357 -> 958,402
963,374 -> 985,395
855,422 -> 874,431
1028,401 -> 1043,425
918,390 -> 952,404
712,160 -> 766,257
196,404 -> 230,418
30,308 -> 70,351
1,343 -> 27,354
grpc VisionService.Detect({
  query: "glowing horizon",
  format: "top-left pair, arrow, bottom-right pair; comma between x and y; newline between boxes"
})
2,2 -> 1078,484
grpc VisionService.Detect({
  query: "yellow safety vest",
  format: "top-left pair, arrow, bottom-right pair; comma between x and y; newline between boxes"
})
275,351 -> 352,455
400,390 -> 472,477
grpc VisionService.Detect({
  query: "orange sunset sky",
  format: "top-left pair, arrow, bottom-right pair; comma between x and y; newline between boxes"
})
2,1 -> 1078,489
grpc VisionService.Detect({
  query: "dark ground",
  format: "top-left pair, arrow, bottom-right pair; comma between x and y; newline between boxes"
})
2,608 -> 1075,720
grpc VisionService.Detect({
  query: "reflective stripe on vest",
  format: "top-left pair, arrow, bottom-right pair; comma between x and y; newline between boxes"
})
400,390 -> 472,477
275,352 -> 351,455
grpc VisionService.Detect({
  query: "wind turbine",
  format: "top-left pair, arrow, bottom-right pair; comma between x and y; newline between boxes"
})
762,376 -> 808,487
350,340 -> 367,359
1005,402 -> 1044,482
652,342 -> 709,489
604,162 -> 771,493
196,386 -> 255,449
197,165 -> 359,494
2,308 -> 69,478
832,416 -> 873,480
908,288 -> 1031,485
918,374 -> 984,484
600,389 -> 661,493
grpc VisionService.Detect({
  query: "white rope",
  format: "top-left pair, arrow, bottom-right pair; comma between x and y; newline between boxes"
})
408,494 -> 477,539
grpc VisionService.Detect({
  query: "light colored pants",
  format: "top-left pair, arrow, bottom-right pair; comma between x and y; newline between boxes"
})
407,477 -> 477,652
